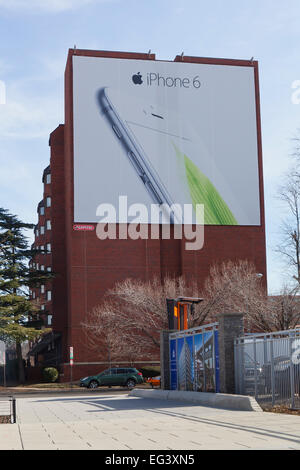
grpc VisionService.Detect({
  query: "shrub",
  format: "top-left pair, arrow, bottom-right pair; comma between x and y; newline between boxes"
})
43,367 -> 59,383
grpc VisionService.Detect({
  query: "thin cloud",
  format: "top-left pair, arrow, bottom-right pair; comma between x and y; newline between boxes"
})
0,78 -> 62,139
0,0 -> 105,13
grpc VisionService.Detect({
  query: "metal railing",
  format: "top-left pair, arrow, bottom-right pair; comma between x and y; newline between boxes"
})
235,329 -> 300,409
0,396 -> 16,424
169,322 -> 219,340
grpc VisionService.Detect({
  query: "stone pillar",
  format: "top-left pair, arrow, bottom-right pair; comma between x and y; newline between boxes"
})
160,330 -> 175,390
218,313 -> 244,394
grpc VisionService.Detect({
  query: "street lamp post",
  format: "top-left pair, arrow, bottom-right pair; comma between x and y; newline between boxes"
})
247,273 -> 263,333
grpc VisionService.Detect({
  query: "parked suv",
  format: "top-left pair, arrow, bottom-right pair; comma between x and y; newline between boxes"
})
80,367 -> 144,389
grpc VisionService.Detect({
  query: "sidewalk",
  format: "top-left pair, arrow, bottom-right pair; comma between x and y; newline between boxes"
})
1,392 -> 300,450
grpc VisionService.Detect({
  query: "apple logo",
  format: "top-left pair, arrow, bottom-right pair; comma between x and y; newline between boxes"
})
132,72 -> 143,85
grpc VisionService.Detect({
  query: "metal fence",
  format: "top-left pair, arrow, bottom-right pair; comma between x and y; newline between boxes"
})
235,329 -> 300,409
169,322 -> 219,392
0,396 -> 16,424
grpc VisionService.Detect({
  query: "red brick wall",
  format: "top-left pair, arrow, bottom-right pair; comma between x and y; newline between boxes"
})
50,125 -> 69,362
47,49 -> 267,381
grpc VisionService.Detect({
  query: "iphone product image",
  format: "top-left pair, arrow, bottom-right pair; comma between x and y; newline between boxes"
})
96,86 -> 237,226
96,87 -> 191,224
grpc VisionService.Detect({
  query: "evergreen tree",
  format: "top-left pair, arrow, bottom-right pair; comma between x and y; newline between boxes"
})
0,208 -> 52,383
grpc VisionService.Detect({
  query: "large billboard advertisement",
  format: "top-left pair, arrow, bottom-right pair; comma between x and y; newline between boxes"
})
73,56 -> 261,225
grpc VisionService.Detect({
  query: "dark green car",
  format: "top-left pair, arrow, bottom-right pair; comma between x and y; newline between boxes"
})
80,367 -> 144,389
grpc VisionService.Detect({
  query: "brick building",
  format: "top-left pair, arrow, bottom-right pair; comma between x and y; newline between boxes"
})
28,49 -> 267,382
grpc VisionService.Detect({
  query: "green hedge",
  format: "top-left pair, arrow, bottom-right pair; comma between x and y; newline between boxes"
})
42,367 -> 59,383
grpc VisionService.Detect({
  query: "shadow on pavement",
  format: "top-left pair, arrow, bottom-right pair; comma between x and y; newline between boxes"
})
28,393 -> 300,446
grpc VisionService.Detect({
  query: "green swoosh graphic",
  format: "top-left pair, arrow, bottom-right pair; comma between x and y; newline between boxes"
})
173,144 -> 238,225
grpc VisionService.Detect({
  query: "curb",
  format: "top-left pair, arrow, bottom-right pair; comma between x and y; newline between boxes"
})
129,389 -> 263,412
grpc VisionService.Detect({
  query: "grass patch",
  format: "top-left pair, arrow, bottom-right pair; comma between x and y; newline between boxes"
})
0,382 -> 81,390
263,405 -> 300,416
0,416 -> 10,424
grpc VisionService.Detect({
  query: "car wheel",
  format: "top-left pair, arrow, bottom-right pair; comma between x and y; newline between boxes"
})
88,380 -> 99,389
126,379 -> 136,389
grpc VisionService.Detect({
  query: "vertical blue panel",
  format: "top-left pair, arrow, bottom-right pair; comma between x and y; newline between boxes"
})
185,336 -> 194,391
177,338 -> 186,390
194,333 -> 204,392
214,330 -> 220,393
170,339 -> 177,390
203,331 -> 214,392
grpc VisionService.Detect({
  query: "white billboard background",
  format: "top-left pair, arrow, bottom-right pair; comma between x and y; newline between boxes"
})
73,56 -> 261,225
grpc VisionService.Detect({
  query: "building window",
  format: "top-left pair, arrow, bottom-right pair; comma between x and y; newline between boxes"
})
40,226 -> 45,235
41,305 -> 45,311
35,229 -> 39,238
40,206 -> 45,216
40,265 -> 45,271
46,243 -> 51,253
46,220 -> 51,230
46,266 -> 51,272
36,263 -> 39,270
32,291 -> 36,299
48,315 -> 52,326
41,285 -> 45,294
40,245 -> 44,253
46,291 -> 52,301
46,197 -> 51,207
46,173 -> 51,184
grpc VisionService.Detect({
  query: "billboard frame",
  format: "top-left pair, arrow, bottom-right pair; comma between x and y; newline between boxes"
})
66,48 -> 265,229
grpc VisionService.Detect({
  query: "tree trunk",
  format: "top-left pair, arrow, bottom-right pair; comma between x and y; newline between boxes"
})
16,342 -> 25,384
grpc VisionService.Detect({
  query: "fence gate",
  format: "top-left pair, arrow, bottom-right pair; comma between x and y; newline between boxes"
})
0,396 -> 16,424
169,322 -> 219,392
235,329 -> 300,409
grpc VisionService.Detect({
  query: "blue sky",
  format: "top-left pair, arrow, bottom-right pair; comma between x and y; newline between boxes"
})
0,0 -> 300,293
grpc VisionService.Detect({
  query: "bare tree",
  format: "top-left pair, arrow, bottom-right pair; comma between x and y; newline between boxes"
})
82,304 -> 125,365
267,285 -> 300,331
276,169 -> 300,284
82,262 -> 265,360
82,261 -> 300,363
203,261 -> 300,331
82,276 -> 208,361
202,260 -> 268,332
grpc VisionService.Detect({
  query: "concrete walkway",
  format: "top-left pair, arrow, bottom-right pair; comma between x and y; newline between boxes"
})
0,392 -> 300,450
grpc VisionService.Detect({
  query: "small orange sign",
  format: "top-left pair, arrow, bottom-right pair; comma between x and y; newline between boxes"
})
73,224 -> 95,231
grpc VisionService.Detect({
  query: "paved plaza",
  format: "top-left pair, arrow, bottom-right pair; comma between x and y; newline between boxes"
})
0,392 -> 300,450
